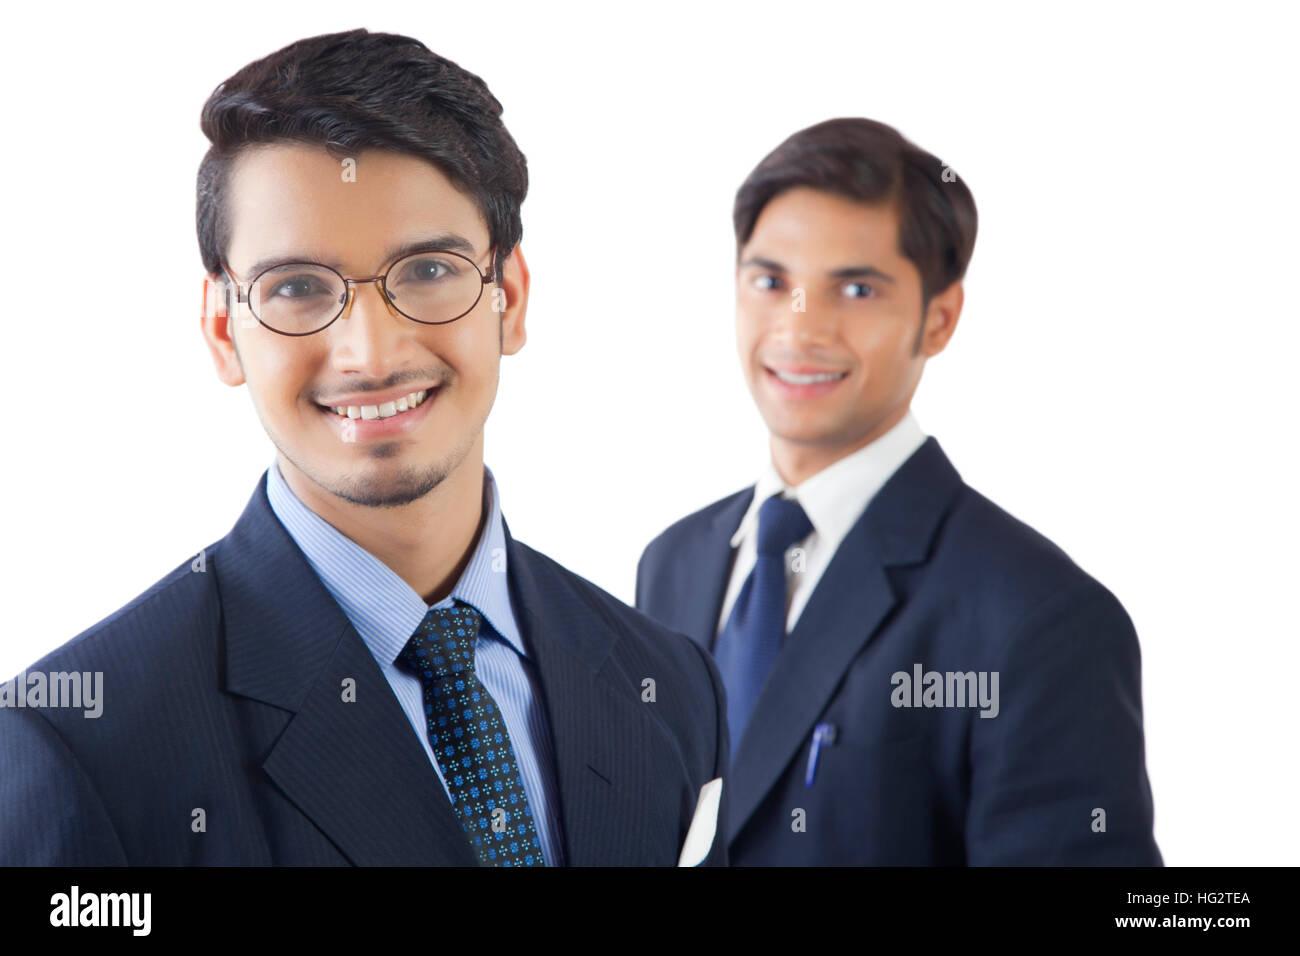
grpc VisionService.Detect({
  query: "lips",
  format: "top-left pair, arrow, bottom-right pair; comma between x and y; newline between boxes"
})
317,388 -> 431,420
762,364 -> 849,399
766,367 -> 849,385
314,385 -> 440,440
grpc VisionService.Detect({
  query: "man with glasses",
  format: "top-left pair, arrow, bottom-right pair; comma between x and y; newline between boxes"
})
0,29 -> 728,867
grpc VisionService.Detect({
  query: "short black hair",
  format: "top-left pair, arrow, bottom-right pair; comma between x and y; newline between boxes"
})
733,117 -> 977,316
196,28 -> 527,286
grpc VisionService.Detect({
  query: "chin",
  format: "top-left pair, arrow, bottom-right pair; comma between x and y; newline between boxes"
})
760,416 -> 831,446
761,404 -> 834,436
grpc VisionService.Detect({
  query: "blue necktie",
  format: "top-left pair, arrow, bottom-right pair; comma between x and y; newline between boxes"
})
713,493 -> 814,752
395,599 -> 545,866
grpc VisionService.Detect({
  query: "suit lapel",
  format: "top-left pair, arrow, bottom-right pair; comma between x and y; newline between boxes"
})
727,537 -> 896,841
217,472 -> 477,865
504,525 -> 685,866
727,437 -> 965,842
681,488 -> 754,652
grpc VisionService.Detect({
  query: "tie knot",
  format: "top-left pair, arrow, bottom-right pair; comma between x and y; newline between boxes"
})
755,493 -> 813,556
396,600 -> 483,682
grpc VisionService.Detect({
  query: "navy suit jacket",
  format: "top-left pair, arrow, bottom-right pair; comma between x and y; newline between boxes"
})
637,437 -> 1160,865
0,472 -> 728,866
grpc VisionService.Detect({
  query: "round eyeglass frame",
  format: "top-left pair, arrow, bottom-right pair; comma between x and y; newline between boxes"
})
219,246 -> 498,337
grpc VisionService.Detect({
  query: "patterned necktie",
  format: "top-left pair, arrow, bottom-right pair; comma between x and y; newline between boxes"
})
713,493 -> 814,753
395,599 -> 545,866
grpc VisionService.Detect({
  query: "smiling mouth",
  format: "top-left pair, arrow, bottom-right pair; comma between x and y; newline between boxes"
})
765,367 -> 849,385
316,388 -> 435,420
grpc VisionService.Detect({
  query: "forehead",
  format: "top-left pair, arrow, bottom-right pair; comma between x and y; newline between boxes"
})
224,143 -> 489,272
744,187 -> 902,260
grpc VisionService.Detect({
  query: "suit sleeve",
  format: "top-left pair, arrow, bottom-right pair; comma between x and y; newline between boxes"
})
965,581 -> 1162,865
0,706 -> 128,865
685,636 -> 730,867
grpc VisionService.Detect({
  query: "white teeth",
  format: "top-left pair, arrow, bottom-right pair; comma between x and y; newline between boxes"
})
773,370 -> 847,385
330,390 -> 428,420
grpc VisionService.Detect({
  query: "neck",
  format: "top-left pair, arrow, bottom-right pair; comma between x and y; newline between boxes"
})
277,441 -> 487,605
770,406 -> 909,487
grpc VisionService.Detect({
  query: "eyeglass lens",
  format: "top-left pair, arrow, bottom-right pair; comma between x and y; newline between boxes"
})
248,250 -> 484,333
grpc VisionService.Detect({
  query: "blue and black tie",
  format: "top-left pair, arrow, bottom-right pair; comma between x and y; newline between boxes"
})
713,493 -> 813,752
395,599 -> 545,866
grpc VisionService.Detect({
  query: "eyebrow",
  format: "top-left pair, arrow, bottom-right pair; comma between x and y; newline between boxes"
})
739,256 -> 897,284
234,232 -> 480,280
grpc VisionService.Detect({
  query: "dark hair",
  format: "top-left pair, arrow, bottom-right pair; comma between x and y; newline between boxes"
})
733,117 -> 977,316
196,29 -> 527,285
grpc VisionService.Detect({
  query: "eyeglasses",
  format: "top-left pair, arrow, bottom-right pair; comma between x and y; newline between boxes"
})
210,247 -> 498,337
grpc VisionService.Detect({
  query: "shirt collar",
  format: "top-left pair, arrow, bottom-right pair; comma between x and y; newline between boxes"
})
265,458 -> 525,666
730,409 -> 928,553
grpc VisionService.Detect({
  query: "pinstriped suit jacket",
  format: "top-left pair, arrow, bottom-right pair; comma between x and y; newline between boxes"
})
0,472 -> 728,866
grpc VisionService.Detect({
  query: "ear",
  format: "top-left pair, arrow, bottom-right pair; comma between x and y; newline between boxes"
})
199,273 -> 246,386
496,244 -> 529,356
919,280 -> 964,359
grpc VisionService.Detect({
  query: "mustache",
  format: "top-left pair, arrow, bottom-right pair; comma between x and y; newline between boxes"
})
312,373 -> 449,403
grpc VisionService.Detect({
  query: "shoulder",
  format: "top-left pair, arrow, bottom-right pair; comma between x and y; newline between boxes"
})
16,545 -> 220,683
508,537 -> 724,778
3,540 -> 227,769
0,542 -> 230,863
639,486 -> 752,568
510,538 -> 716,690
936,481 -> 1135,642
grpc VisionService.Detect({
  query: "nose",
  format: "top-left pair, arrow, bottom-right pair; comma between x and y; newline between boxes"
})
770,288 -> 837,346
328,278 -> 415,369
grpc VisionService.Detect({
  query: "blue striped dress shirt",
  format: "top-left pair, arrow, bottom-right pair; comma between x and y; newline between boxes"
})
265,458 -> 566,866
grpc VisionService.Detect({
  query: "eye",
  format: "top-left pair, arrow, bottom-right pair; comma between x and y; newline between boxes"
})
752,274 -> 782,291
411,259 -> 447,281
844,282 -> 874,299
266,274 -> 333,300
391,254 -> 461,286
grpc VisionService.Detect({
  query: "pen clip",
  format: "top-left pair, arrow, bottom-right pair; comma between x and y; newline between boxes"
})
805,722 -> 838,787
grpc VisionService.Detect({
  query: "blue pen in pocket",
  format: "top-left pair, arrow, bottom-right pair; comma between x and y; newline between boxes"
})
805,722 -> 838,787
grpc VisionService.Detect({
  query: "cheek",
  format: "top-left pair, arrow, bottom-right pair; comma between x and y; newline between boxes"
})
441,321 -> 502,396
735,311 -> 765,359
250,348 -> 319,408
851,317 -> 911,374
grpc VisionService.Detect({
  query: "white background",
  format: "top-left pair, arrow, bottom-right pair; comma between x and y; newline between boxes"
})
1,0 -> 1296,865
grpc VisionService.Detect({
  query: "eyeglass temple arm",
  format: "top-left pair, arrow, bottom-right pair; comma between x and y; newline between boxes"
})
201,262 -> 245,321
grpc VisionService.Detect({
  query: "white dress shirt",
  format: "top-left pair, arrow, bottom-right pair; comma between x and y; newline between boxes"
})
716,409 -> 929,637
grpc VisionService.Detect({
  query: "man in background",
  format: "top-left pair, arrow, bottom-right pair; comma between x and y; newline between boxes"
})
637,118 -> 1160,865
